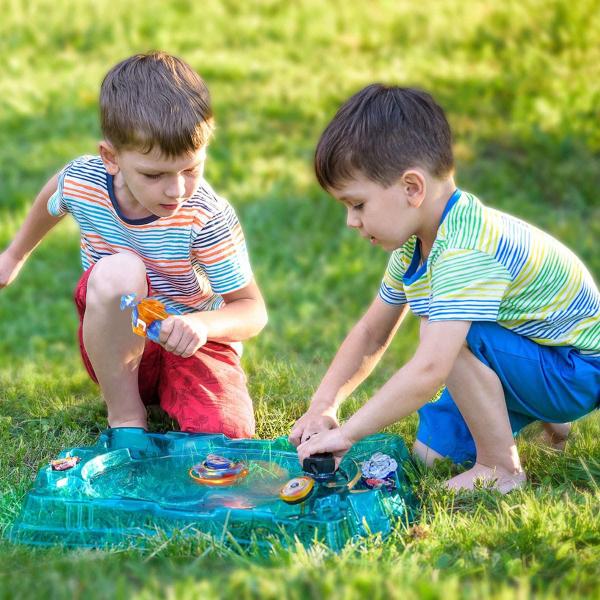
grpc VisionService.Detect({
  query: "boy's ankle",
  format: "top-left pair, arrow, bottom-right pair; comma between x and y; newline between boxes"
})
108,417 -> 148,430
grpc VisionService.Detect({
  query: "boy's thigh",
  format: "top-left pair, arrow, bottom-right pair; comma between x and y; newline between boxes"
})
157,342 -> 255,438
466,322 -> 600,423
416,322 -> 599,464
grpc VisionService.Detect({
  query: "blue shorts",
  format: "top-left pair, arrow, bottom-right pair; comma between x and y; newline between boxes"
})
416,322 -> 600,464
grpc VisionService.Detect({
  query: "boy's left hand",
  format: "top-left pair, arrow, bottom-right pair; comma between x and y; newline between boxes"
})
159,315 -> 208,358
297,427 -> 355,469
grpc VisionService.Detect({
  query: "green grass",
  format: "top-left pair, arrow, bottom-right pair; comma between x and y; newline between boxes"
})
1,0 -> 599,598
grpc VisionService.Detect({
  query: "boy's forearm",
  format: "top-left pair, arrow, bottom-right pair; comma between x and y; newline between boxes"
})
310,305 -> 408,413
310,324 -> 387,412
186,296 -> 267,343
342,320 -> 471,442
7,174 -> 63,259
342,356 -> 443,442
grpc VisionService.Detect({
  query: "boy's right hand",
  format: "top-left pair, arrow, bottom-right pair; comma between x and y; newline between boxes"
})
0,249 -> 26,289
288,407 -> 339,448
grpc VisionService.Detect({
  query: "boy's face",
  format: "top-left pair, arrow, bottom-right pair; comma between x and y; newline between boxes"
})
100,143 -> 207,218
330,172 -> 424,252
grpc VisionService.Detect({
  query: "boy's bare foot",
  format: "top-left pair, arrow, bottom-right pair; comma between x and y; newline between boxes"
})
445,462 -> 527,494
541,422 -> 571,451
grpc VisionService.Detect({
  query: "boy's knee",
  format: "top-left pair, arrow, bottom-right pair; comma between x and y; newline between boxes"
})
87,253 -> 147,304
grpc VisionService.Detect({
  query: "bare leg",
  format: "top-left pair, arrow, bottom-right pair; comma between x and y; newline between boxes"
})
541,422 -> 571,451
443,341 -> 526,493
413,440 -> 444,466
83,253 -> 148,429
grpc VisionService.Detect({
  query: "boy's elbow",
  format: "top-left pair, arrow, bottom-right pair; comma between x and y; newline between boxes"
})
256,304 -> 268,334
249,302 -> 268,338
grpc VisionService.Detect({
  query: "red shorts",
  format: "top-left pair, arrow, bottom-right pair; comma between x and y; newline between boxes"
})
74,266 -> 255,438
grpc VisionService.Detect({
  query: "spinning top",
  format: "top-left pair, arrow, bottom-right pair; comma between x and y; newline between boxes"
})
302,452 -> 336,481
204,454 -> 234,470
360,452 -> 398,490
279,476 -> 315,504
189,454 -> 248,486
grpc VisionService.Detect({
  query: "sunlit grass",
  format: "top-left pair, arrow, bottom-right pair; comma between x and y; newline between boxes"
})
0,1 -> 599,598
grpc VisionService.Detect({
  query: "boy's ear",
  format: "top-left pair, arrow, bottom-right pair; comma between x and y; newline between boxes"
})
400,170 -> 426,208
99,140 -> 120,175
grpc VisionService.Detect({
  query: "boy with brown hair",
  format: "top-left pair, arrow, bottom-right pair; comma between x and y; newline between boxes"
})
0,52 -> 267,437
291,84 -> 599,492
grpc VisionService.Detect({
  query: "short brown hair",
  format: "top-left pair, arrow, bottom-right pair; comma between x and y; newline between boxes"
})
315,84 -> 454,190
100,51 -> 214,156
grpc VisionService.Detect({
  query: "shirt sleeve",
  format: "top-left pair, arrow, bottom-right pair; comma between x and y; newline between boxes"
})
378,249 -> 408,305
47,159 -> 77,217
429,248 -> 512,321
192,202 -> 253,295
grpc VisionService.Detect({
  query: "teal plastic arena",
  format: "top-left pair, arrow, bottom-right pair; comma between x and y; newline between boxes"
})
9,429 -> 417,551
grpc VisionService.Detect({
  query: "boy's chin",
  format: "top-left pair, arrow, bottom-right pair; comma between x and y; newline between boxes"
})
379,240 -> 400,252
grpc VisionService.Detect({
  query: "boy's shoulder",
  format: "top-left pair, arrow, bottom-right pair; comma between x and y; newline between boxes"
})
61,154 -> 106,185
434,190 -> 532,255
188,177 -> 233,217
429,190 -> 592,283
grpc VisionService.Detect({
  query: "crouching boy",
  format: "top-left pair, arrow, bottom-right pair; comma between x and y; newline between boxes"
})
291,84 -> 599,492
0,52 -> 267,437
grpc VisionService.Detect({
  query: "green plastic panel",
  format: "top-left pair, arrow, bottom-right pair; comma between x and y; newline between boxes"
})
8,429 -> 417,551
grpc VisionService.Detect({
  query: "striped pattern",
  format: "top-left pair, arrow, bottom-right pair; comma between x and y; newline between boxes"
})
380,191 -> 600,354
48,155 -> 253,315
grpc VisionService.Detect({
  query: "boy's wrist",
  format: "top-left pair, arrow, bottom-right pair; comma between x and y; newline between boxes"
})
308,397 -> 338,416
339,421 -> 361,446
5,243 -> 28,262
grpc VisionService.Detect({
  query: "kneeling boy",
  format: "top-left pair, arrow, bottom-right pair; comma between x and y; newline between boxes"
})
0,52 -> 267,437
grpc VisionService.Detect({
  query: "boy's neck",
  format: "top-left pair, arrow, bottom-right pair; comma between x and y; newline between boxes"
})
111,172 -> 154,220
415,177 -> 457,257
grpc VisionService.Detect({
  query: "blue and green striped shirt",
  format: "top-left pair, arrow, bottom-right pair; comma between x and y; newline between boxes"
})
380,190 -> 600,354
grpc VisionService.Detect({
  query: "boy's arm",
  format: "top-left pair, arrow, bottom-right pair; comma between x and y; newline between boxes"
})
188,279 -> 267,342
0,174 -> 63,289
296,320 -> 471,464
157,279 -> 268,356
288,296 -> 409,447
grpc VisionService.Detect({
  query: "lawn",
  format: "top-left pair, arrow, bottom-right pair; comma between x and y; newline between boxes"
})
0,0 -> 599,598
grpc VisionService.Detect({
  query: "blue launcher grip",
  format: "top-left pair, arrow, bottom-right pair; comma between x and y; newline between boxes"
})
146,320 -> 162,342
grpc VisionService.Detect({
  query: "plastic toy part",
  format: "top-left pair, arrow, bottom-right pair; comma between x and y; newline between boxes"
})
8,429 -> 417,551
361,452 -> 399,490
189,454 -> 249,486
120,294 -> 178,342
302,452 -> 336,481
279,476 -> 315,504
50,457 -> 80,471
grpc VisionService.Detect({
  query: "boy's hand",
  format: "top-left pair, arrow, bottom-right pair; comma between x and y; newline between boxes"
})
296,427 -> 355,469
289,408 -> 339,447
158,314 -> 208,358
0,249 -> 26,289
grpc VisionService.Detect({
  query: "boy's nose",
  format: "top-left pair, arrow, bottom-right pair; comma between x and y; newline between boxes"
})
165,175 -> 186,199
346,210 -> 360,228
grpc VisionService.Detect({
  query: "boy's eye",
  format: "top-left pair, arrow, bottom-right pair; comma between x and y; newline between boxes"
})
143,173 -> 162,180
353,203 -> 364,210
